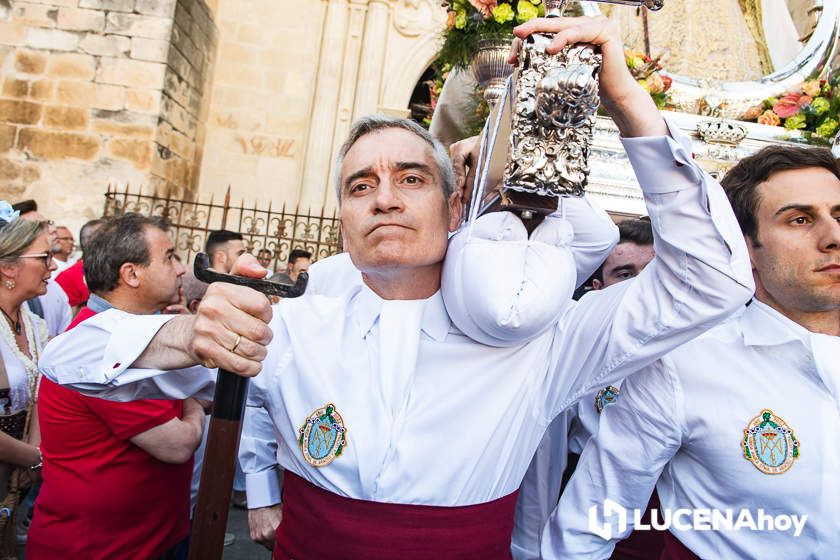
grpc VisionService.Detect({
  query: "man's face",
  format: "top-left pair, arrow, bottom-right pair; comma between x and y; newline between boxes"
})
256,250 -> 272,268
136,226 -> 186,310
338,128 -> 461,278
213,239 -> 246,273
748,167 -> 840,315
592,241 -> 655,289
288,257 -> 311,281
54,227 -> 75,258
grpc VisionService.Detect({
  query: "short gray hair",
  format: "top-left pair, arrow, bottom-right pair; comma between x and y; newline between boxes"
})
333,115 -> 455,203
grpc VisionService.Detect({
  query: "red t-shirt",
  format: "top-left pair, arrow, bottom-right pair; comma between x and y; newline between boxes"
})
28,307 -> 192,559
54,260 -> 88,307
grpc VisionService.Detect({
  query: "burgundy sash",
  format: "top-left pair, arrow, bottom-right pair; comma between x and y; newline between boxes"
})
273,472 -> 518,560
660,531 -> 701,560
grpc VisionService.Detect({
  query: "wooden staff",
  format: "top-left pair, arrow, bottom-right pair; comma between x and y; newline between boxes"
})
188,253 -> 307,560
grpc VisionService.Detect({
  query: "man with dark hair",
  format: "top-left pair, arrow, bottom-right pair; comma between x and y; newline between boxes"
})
55,218 -> 107,308
547,145 -> 840,558
513,217 -> 660,559
590,218 -> 654,290
270,248 -> 311,284
205,229 -> 246,274
255,248 -> 273,270
29,213 -> 206,560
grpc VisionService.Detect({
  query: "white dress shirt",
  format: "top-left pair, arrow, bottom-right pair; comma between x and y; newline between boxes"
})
32,279 -> 72,338
40,122 -> 754,507
241,198 -> 619,509
545,300 -> 840,559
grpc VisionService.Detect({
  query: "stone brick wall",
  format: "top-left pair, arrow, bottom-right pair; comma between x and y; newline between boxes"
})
0,0 -> 216,233
196,0 -> 445,213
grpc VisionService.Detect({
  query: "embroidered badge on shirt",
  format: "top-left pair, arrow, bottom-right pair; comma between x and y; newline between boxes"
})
594,386 -> 620,414
298,403 -> 347,467
742,409 -> 799,475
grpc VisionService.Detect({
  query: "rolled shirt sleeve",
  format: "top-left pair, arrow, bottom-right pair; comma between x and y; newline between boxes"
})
39,308 -> 215,401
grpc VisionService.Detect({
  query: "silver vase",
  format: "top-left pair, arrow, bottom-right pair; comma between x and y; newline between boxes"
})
470,38 -> 515,107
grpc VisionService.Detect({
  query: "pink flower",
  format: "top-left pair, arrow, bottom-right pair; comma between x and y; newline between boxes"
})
742,105 -> 764,120
801,80 -> 821,97
798,95 -> 812,107
646,73 -> 665,94
772,94 -> 802,119
469,0 -> 497,18
758,110 -> 781,127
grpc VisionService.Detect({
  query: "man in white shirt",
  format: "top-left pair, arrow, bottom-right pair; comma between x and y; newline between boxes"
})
243,199 -> 620,548
40,16 -> 753,558
545,144 -> 840,559
51,226 -> 76,275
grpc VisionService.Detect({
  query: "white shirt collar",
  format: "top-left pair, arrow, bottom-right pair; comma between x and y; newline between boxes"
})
740,299 -> 813,349
353,284 -> 450,342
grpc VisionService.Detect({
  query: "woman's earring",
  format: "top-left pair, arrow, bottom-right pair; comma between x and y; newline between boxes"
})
4,279 -> 14,290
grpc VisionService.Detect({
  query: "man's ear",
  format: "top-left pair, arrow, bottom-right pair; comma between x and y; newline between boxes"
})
447,190 -> 463,233
591,278 -> 603,290
119,262 -> 141,289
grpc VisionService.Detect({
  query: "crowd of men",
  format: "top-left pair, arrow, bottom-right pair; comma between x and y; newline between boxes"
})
6,13 -> 838,560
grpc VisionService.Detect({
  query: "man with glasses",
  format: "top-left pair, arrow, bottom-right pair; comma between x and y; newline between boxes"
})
51,226 -> 76,275
55,218 -> 106,310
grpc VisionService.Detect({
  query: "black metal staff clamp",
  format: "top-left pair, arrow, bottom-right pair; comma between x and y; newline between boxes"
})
192,252 -> 309,298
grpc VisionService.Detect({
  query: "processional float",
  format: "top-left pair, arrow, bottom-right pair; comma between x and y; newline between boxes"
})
467,0 -> 840,221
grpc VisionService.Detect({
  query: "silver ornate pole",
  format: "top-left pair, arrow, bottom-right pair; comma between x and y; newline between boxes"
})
469,0 -> 663,222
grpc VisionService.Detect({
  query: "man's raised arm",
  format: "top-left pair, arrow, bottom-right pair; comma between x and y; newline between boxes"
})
514,16 -> 754,417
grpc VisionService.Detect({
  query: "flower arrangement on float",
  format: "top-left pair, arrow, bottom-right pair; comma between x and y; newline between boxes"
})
624,49 -> 672,109
744,78 -> 839,140
439,0 -> 544,68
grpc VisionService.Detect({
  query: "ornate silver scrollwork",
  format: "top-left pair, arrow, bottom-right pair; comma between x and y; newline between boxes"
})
469,0 -> 663,221
505,41 -> 602,197
503,0 -> 660,200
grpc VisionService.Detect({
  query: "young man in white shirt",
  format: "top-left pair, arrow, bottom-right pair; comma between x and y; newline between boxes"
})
40,16 -> 754,558
546,145 -> 840,559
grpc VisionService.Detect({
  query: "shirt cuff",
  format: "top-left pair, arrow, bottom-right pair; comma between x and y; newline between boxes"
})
245,468 -> 282,509
620,117 -> 703,194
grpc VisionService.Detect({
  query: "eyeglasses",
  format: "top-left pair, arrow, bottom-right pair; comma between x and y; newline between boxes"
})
19,252 -> 54,267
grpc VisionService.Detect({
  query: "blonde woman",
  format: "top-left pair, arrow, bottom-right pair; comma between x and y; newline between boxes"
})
0,201 -> 52,557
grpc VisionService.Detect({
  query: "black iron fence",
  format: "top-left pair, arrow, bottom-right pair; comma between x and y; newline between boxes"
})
103,185 -> 341,272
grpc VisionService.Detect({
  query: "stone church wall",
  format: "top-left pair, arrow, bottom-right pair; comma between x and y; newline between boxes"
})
0,0 -> 216,234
